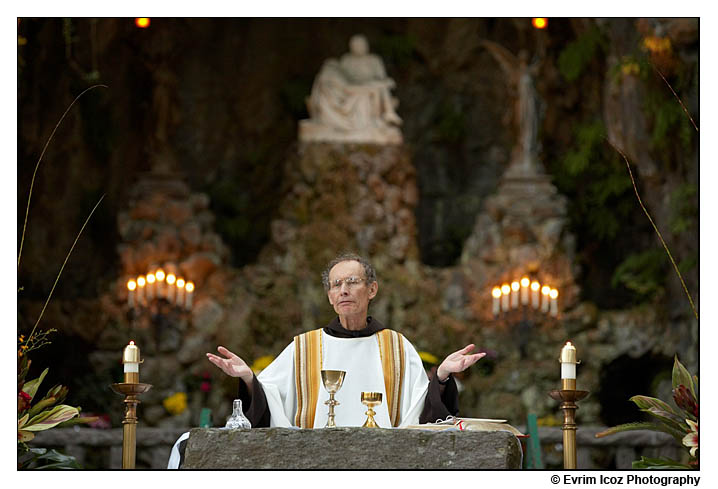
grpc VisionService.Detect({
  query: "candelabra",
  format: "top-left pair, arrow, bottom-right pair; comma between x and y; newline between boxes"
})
490,275 -> 559,357
126,267 -> 195,312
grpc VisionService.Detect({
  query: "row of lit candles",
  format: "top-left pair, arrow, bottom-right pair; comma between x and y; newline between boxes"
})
126,268 -> 195,309
491,277 -> 558,316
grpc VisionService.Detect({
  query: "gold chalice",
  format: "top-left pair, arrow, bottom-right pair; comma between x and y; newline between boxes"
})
321,370 -> 346,428
361,391 -> 382,428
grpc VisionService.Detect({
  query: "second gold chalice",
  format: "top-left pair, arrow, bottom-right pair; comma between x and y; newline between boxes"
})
361,391 -> 382,428
321,370 -> 346,428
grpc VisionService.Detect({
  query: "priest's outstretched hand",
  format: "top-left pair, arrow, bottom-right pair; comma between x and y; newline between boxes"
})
436,344 -> 486,382
207,346 -> 254,392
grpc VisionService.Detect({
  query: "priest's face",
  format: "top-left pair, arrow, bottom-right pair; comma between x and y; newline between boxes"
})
327,260 -> 378,321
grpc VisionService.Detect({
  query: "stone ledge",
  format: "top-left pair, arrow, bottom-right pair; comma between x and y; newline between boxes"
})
183,427 -> 522,469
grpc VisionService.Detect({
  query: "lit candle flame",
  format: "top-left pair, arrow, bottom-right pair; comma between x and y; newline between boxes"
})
511,281 -> 520,291
185,282 -> 195,292
166,273 -> 176,285
550,289 -> 559,299
501,284 -> 511,295
135,18 -> 151,28
147,273 -> 156,284
127,280 -> 137,291
176,278 -> 185,288
541,285 -> 551,295
492,287 -> 502,298
520,277 -> 529,287
156,269 -> 165,282
137,276 -> 146,287
532,18 -> 548,29
530,281 -> 540,291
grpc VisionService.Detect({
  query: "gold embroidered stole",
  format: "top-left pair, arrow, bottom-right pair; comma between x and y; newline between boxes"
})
293,329 -> 323,428
293,328 -> 405,428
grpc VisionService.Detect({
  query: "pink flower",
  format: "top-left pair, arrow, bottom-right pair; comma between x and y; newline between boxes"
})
682,419 -> 698,458
200,381 -> 211,393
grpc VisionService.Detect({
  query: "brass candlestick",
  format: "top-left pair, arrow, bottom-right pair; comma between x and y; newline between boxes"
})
110,381 -> 152,469
549,388 -> 589,469
549,341 -> 588,469
321,370 -> 345,428
361,392 -> 382,428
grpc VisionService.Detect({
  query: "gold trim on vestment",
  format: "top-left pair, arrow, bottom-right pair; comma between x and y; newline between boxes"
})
294,328 -> 404,428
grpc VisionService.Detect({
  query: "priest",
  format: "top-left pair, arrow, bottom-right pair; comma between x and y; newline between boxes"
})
168,252 -> 484,468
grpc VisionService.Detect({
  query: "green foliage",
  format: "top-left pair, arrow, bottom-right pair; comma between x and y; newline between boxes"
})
18,447 -> 81,470
595,356 -> 698,469
557,25 -> 605,82
611,248 -> 667,300
632,456 -> 692,470
557,119 -> 633,241
669,183 -> 697,234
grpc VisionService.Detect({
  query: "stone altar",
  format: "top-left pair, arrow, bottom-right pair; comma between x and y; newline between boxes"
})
182,427 -> 522,469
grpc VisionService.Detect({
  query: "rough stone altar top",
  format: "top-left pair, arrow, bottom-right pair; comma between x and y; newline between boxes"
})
183,427 -> 523,469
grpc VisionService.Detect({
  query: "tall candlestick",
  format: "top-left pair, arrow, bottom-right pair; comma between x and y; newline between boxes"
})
550,289 -> 559,317
560,341 -> 577,391
185,282 -> 194,309
520,277 -> 529,305
531,281 -> 540,309
146,273 -> 156,300
123,341 -> 141,384
491,287 -> 501,316
510,281 -> 519,309
127,280 -> 136,309
501,284 -> 510,312
166,273 -> 176,303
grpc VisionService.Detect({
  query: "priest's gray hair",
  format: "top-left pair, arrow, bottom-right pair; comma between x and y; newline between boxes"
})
321,252 -> 377,291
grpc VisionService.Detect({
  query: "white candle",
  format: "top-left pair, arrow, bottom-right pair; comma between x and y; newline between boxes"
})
123,340 -> 140,384
541,285 -> 551,312
501,284 -> 510,312
166,273 -> 176,303
510,282 -> 519,308
146,273 -> 156,300
520,277 -> 529,305
550,289 -> 559,317
127,279 -> 136,308
491,287 -> 501,316
155,269 -> 166,298
560,341 -> 577,390
531,281 -> 540,309
176,278 -> 186,307
137,276 -> 146,306
185,282 -> 194,309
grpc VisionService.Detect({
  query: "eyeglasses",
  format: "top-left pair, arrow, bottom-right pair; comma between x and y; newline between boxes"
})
329,276 -> 366,291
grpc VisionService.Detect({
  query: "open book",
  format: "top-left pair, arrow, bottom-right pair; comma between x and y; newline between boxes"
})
402,417 -> 527,438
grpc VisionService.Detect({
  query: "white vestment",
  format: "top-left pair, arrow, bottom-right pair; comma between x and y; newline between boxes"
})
168,331 -> 429,468
260,330 -> 429,428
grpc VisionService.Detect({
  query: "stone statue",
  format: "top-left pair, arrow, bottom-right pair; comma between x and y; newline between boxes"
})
299,34 -> 403,145
481,40 -> 542,176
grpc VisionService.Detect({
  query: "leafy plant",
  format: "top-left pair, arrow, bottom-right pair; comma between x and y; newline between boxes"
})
596,356 -> 698,469
611,248 -> 667,300
18,352 -> 98,468
557,25 -> 606,82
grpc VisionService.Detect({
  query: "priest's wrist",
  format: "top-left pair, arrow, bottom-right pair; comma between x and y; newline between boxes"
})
436,368 -> 451,384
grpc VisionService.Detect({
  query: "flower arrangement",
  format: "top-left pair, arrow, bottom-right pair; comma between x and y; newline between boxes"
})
595,356 -> 698,469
